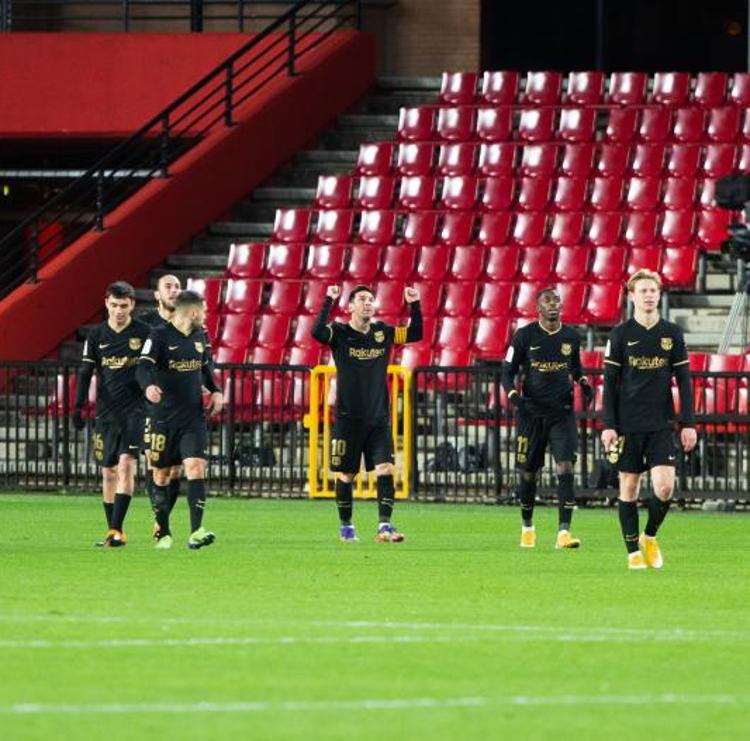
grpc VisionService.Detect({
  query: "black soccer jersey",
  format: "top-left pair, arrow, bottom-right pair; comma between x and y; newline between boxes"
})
603,317 -> 694,433
136,323 -> 219,426
502,322 -> 583,417
140,309 -> 171,328
75,318 -> 151,422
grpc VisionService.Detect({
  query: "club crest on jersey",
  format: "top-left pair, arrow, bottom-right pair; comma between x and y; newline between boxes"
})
374,331 -> 385,343
194,342 -> 204,353
129,337 -> 142,351
660,337 -> 673,351
560,342 -> 572,356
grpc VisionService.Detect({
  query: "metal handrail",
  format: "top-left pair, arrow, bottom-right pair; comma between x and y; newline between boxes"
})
0,0 -> 360,296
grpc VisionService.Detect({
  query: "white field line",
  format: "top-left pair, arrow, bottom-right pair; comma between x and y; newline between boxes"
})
2,694 -> 749,716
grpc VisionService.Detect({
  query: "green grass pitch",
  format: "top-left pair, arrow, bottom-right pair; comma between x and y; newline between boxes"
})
1,494 -> 748,740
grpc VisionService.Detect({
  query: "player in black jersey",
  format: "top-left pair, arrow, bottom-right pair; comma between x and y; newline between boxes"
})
140,274 -> 182,535
312,284 -> 422,543
502,287 -> 594,550
602,270 -> 697,570
137,290 -> 224,550
73,281 -> 151,547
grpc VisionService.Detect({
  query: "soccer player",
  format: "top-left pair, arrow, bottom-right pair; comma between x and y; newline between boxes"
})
73,281 -> 151,547
312,284 -> 422,543
136,290 -> 224,550
602,270 -> 697,570
502,287 -> 594,549
140,274 -> 182,531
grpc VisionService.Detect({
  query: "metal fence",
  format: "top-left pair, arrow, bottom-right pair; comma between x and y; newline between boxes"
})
1,362 -> 749,502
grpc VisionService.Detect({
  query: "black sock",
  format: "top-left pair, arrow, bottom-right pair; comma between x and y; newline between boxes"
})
187,479 -> 207,533
335,479 -> 353,525
153,484 -> 171,537
557,473 -> 575,530
644,496 -> 670,537
103,501 -> 114,528
109,493 -> 131,532
168,477 -> 180,514
377,474 -> 395,523
618,499 -> 640,554
518,478 -> 537,527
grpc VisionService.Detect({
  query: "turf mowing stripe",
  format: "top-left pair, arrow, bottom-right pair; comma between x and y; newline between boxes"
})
3,694 -> 749,716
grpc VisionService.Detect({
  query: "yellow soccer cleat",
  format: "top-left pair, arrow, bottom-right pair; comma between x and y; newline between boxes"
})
639,534 -> 664,569
628,551 -> 647,570
520,527 -> 536,548
555,530 -> 581,549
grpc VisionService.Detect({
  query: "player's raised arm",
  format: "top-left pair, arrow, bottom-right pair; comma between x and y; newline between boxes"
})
403,286 -> 423,343
311,285 -> 339,344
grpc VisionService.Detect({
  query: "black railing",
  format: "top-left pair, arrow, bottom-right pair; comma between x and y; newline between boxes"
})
0,0 -> 360,297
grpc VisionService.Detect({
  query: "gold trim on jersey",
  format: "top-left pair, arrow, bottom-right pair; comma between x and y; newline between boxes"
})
394,326 -> 408,345
673,359 -> 689,366
538,322 -> 561,335
604,359 -> 621,366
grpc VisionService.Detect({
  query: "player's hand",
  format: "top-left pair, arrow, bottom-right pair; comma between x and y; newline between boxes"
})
72,409 -> 85,430
601,428 -> 618,451
681,426 -> 697,452
580,380 -> 594,409
326,285 -> 341,300
146,385 -> 163,404
207,391 -> 224,416
404,286 -> 420,303
509,392 -> 527,416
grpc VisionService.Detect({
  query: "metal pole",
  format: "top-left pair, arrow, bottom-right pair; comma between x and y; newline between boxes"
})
160,115 -> 170,177
238,0 -> 244,32
356,0 -> 362,30
224,63 -> 234,126
123,0 -> 129,32
288,12 -> 296,76
95,174 -> 104,231
595,0 -> 606,70
190,0 -> 204,32
29,220 -> 39,283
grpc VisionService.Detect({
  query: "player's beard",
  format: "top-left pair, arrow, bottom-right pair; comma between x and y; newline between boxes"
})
190,318 -> 203,332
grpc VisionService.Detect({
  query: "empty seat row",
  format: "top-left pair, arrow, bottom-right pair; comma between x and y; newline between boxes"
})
397,105 -> 750,144
439,71 -> 750,108
357,141 -> 747,179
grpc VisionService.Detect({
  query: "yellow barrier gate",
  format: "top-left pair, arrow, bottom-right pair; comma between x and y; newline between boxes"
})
307,365 -> 412,499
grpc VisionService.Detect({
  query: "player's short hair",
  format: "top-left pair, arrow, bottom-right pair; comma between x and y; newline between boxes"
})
536,286 -> 559,301
105,281 -> 135,300
348,284 -> 375,303
627,269 -> 662,292
156,274 -> 180,290
174,289 -> 204,310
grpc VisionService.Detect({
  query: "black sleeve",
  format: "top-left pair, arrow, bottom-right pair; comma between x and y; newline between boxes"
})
74,330 -> 97,412
569,334 -> 583,383
501,329 -> 526,398
404,301 -> 423,343
202,339 -> 220,394
136,331 -> 161,390
603,328 -> 623,429
312,296 -> 335,345
669,326 -> 695,426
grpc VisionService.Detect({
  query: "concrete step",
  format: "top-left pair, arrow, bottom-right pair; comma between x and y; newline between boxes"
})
337,113 -> 399,129
294,150 -> 358,165
191,234 -> 240,255
209,221 -> 273,238
252,186 -> 316,203
165,254 -> 228,269
377,76 -> 441,91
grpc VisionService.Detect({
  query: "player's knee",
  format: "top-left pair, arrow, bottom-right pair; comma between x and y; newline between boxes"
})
556,461 -> 573,475
336,472 -> 356,483
183,460 -> 206,479
521,470 -> 537,483
102,466 -> 117,483
152,469 -> 170,487
374,463 -> 393,478
653,481 -> 673,501
169,465 -> 182,480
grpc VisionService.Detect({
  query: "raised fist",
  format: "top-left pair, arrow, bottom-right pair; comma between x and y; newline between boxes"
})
327,285 -> 341,300
404,286 -> 420,303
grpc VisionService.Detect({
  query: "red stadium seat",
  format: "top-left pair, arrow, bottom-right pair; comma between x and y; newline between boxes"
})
437,143 -> 477,176
661,245 -> 698,288
450,244 -> 485,281
552,176 -> 587,212
412,281 -> 442,316
472,316 -> 512,358
522,70 -> 562,105
729,72 -> 750,106
606,72 -> 647,106
517,108 -> 555,142
290,315 -> 319,349
738,143 -> 750,173
548,211 -> 585,246
256,314 -> 291,349
204,312 -> 219,345
650,72 -> 690,106
346,244 -> 381,282
226,242 -> 265,279
214,345 -> 246,364
516,176 -> 552,211
586,212 -> 624,246
398,176 -> 437,210
596,143 -> 629,177
671,107 -> 706,143
250,346 -> 286,367
667,144 -> 701,177
639,107 -> 672,143
219,313 -> 254,349
358,209 -> 397,245
477,142 -> 516,176
604,107 -> 638,142
396,142 -> 434,176
554,245 -> 590,281
625,176 -> 661,211
398,345 -> 434,370
315,175 -> 353,209
223,279 -> 261,314
380,244 -> 417,281
266,281 -> 302,315
436,106 -> 475,141
558,108 -> 596,142
355,142 -> 394,176
511,211 -> 547,246
480,70 -> 520,104
476,107 -> 513,142
433,347 -> 472,371
436,316 -> 473,349
565,71 -> 604,105
589,176 -> 624,211
301,282 -> 330,314
519,143 -> 558,178
659,209 -> 695,246
623,211 -> 658,248
557,281 -> 587,322
266,242 -> 305,279
439,71 -> 478,105
440,175 -> 479,211
481,175 -> 515,211
355,176 -> 395,210
374,281 -> 406,315
477,281 -> 515,316
287,345 -> 322,367
403,211 -> 438,246
584,282 -> 624,324
698,178 -> 720,209
580,349 -> 604,369
439,212 -> 475,246
662,177 -> 697,211
626,246 -> 662,274
630,143 -> 666,177
696,208 -> 731,251
701,144 -> 736,178
514,281 -> 547,318
272,208 -> 311,243
692,72 -> 727,107
414,244 -> 451,281
485,245 -> 521,281
476,211 -> 513,245
519,246 -> 555,282
706,106 -> 741,143
314,210 -> 354,243
397,106 -> 435,141
443,282 -> 477,317
590,246 -> 627,282
559,143 -> 594,177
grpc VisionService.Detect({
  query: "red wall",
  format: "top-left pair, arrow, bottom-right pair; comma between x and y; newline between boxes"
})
0,33 -> 263,136
0,30 -> 376,360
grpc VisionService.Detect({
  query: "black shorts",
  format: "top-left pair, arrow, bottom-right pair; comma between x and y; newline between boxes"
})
612,429 -> 677,474
148,418 -> 208,469
515,411 -> 578,472
93,416 -> 145,467
330,417 -> 394,473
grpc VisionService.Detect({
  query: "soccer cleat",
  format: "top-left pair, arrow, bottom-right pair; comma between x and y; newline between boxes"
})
187,527 -> 216,550
520,527 -> 536,548
104,529 -> 126,548
376,523 -> 405,543
154,534 -> 173,550
555,530 -> 581,549
339,525 -> 359,542
628,551 -> 647,570
639,534 -> 664,569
